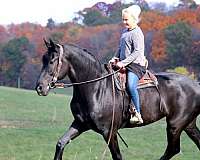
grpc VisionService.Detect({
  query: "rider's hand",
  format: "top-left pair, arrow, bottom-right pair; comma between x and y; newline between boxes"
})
109,57 -> 119,64
116,61 -> 125,68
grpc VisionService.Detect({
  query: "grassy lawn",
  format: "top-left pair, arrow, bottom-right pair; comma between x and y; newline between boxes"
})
0,86 -> 199,160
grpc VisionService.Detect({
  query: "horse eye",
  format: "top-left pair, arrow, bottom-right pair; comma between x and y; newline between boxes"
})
51,54 -> 55,59
49,72 -> 54,76
50,61 -> 53,64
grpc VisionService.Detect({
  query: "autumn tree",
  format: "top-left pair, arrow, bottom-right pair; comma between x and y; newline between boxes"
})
151,31 -> 167,61
173,9 -> 197,26
141,10 -> 173,33
0,25 -> 8,43
0,1 -> 200,88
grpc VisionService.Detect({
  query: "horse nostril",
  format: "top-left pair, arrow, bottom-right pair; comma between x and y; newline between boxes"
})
49,82 -> 55,88
37,85 -> 42,91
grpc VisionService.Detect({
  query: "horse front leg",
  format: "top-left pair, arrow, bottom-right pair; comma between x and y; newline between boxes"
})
54,120 -> 87,160
103,132 -> 123,160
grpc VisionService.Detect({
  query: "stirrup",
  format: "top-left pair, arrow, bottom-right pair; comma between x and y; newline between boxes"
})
129,104 -> 136,114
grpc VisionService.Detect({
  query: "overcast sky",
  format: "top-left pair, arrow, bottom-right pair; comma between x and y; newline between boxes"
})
0,0 -> 199,26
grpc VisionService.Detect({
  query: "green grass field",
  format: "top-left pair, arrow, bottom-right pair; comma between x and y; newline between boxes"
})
0,86 -> 199,160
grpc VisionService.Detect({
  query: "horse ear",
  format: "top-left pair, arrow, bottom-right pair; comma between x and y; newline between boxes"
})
49,39 -> 56,49
43,38 -> 50,48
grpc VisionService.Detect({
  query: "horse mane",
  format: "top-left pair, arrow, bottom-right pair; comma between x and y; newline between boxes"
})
64,43 -> 103,73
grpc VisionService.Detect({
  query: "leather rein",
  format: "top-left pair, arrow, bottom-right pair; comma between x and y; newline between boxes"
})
49,44 -> 121,89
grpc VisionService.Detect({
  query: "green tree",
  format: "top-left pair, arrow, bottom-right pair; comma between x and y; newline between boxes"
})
46,18 -> 56,30
1,37 -> 28,85
49,32 -> 64,42
81,9 -> 109,26
189,41 -> 200,72
109,2 -> 130,24
178,0 -> 198,9
133,0 -> 150,11
77,2 -> 130,26
164,21 -> 192,67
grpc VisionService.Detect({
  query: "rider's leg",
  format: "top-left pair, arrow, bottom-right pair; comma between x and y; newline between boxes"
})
128,71 -> 140,113
128,71 -> 143,123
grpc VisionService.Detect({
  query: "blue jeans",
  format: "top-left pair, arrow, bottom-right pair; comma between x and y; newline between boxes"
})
127,71 -> 140,113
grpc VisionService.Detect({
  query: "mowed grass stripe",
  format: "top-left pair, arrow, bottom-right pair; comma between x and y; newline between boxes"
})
0,86 -> 199,160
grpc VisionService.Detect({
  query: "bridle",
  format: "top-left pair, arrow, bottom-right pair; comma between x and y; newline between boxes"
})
48,44 -> 64,88
49,44 -> 121,89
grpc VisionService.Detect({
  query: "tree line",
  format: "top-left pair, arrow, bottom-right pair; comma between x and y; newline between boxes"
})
0,0 -> 200,89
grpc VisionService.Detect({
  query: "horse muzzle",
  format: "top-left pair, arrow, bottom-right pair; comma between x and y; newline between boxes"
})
35,83 -> 50,96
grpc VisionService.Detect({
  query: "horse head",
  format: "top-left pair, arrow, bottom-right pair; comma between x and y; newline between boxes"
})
36,39 -> 70,96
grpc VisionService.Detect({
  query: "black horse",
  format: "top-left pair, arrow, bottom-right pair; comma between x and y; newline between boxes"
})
36,40 -> 200,160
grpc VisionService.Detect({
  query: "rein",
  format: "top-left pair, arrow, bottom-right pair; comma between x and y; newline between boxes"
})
101,68 -> 116,160
49,43 -> 121,88
52,69 -> 121,88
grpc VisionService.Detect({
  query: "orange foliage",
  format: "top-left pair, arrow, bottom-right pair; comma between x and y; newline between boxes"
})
195,7 -> 200,29
173,9 -> 198,26
141,11 -> 173,33
151,31 -> 167,61
1,7 -> 200,62
141,8 -> 200,61
0,25 -> 6,33
0,25 -> 8,43
1,61 -> 12,72
7,23 -> 50,55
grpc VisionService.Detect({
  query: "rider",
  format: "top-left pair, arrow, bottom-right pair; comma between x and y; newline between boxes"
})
110,5 -> 147,124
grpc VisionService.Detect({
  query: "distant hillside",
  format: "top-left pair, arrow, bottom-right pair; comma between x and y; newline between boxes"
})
0,0 -> 200,90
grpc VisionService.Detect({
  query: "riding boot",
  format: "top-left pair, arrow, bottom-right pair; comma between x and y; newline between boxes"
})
130,111 -> 143,124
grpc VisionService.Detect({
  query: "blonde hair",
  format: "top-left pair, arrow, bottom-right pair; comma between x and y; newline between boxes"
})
122,5 -> 141,24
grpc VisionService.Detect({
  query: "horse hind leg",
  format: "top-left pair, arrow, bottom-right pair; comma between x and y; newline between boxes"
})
184,118 -> 200,150
160,120 -> 182,160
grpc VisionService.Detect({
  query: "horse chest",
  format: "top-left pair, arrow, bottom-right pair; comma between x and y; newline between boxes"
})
70,98 -> 95,121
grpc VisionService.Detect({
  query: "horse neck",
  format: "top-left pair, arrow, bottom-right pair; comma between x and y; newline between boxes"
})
64,45 -> 103,83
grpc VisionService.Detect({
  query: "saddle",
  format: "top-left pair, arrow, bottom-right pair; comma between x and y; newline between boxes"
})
113,69 -> 158,91
138,70 -> 158,89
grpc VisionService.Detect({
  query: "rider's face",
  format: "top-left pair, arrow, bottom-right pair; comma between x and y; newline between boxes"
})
122,12 -> 136,30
